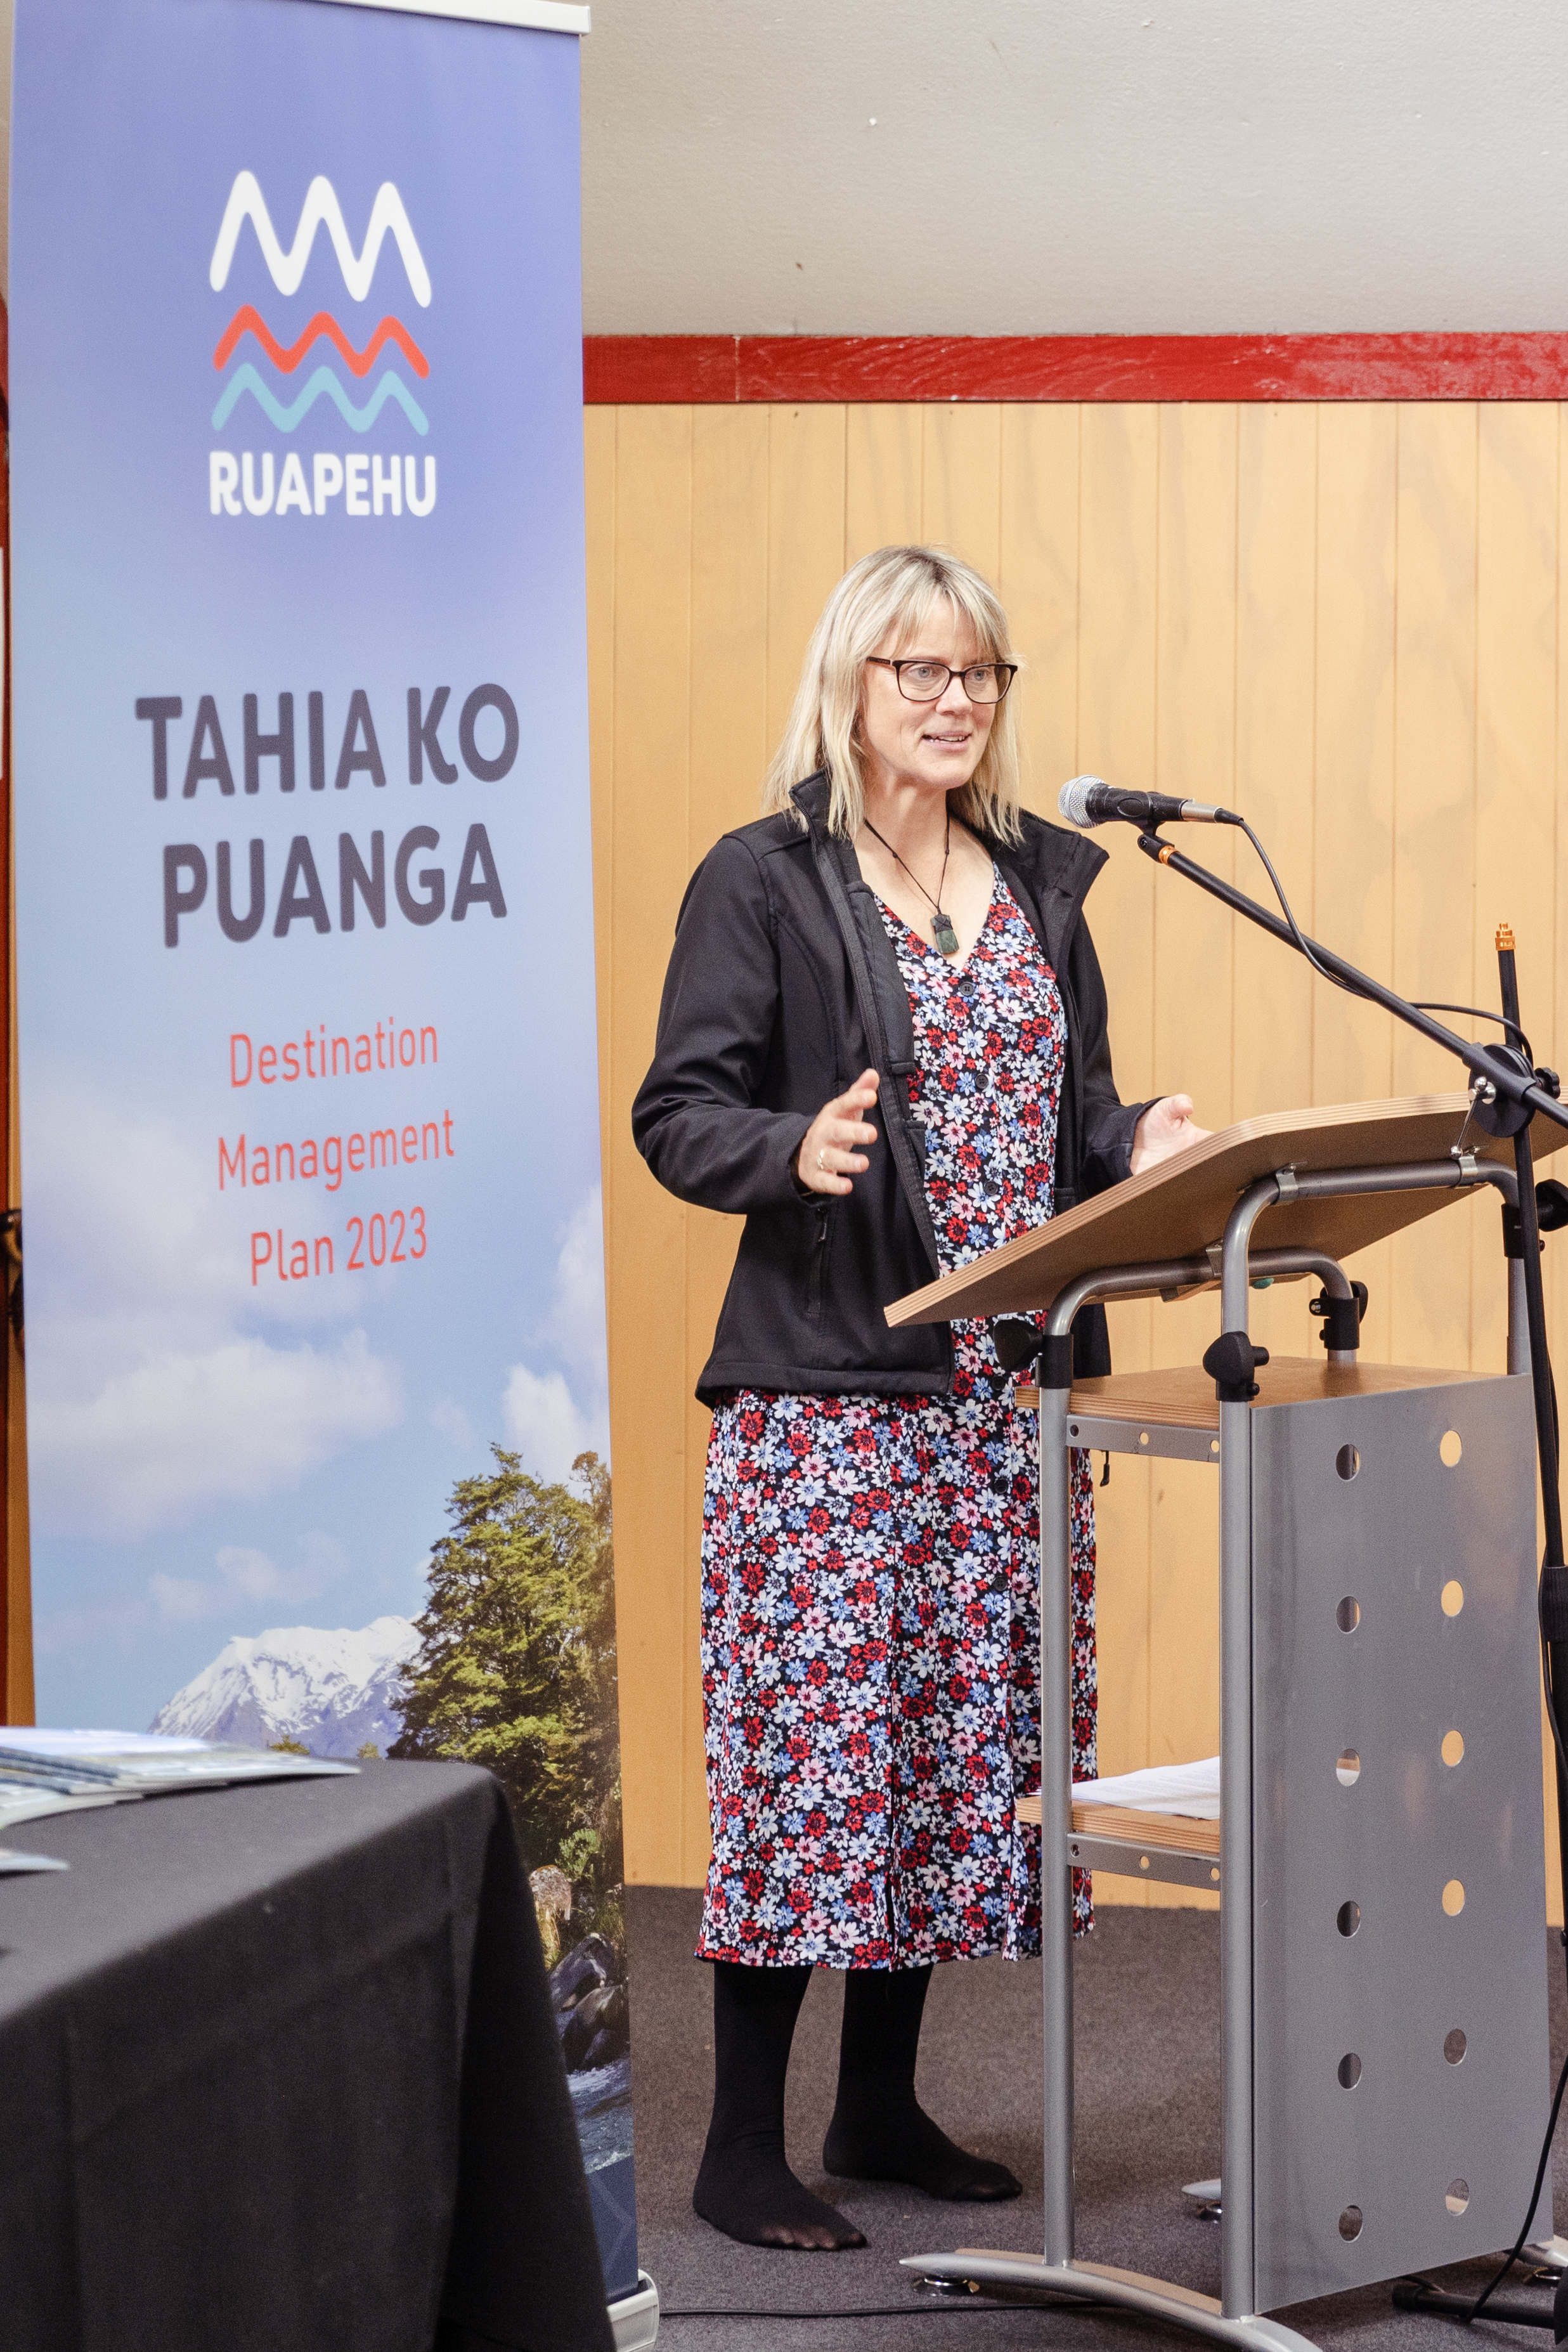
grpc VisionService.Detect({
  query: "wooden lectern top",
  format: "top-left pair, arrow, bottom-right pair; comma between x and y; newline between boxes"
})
886,1091 -> 1567,1329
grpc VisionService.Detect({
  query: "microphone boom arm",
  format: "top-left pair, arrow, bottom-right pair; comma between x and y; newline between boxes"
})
1136,830 -> 1568,1134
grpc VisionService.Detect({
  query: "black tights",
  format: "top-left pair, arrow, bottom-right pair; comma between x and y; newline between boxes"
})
692,1962 -> 856,2250
692,1961 -> 1019,2251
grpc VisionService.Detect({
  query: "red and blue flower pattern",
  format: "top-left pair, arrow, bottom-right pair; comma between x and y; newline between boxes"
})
697,874 -> 1097,1967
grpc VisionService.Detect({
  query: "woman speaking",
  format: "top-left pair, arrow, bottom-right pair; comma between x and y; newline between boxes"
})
633,545 -> 1204,2252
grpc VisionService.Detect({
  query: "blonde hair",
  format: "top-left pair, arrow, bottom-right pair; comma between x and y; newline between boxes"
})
762,545 -> 1023,843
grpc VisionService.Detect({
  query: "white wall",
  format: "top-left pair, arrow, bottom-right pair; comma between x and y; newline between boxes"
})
3,3 -> 1563,332
581,0 -> 1568,335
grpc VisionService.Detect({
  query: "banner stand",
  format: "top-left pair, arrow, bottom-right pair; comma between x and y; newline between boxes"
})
11,0 -> 651,2334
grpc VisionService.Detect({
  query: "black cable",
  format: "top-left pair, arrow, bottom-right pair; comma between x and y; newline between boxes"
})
1412,1004 -> 1533,1060
1522,1252 -> 1568,1790
1540,1587 -> 1568,1791
1466,2041 -> 1568,2322
1393,2277 -> 1558,2329
1397,1992 -> 1568,2329
1233,819 -> 1371,1003
1232,828 -> 1537,1065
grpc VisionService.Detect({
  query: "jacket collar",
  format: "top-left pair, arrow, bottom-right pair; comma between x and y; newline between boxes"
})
790,772 -> 833,824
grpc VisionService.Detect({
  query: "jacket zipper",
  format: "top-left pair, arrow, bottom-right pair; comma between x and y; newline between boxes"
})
992,848 -> 1098,1204
808,1202 -> 831,1321
807,825 -> 943,1275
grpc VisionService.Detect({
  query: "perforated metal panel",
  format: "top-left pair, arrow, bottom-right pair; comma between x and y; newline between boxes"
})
1250,1375 -> 1552,2311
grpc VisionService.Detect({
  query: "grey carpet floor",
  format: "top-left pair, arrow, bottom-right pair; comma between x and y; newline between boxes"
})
626,1887 -> 1567,2352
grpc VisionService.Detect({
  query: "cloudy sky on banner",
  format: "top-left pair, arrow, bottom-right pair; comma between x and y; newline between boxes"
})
23,1078 -> 404,1539
502,1187 -> 611,1483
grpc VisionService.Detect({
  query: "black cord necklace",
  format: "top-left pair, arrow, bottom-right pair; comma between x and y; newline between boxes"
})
863,812 -> 960,957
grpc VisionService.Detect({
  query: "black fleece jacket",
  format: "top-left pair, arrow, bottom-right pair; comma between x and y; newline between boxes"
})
632,774 -> 1151,1403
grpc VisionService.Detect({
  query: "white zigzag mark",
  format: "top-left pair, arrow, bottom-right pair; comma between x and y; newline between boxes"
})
209,171 -> 432,307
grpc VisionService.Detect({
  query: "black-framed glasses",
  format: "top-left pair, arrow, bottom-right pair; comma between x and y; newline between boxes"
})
865,654 -> 1018,705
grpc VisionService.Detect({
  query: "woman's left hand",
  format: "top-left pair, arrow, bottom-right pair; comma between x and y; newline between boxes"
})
1131,1093 -> 1210,1175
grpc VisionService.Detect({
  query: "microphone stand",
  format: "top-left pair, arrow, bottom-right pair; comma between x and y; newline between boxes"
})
1137,827 -> 1568,2322
1136,831 -> 1568,1137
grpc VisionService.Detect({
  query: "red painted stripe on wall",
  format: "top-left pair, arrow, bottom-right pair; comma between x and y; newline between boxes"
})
583,332 -> 1568,405
585,335 -> 739,403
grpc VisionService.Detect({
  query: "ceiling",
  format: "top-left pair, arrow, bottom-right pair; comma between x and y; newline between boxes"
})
580,0 -> 1568,335
0,0 -> 1562,336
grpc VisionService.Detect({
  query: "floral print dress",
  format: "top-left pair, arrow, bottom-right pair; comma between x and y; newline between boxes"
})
697,871 -> 1097,1968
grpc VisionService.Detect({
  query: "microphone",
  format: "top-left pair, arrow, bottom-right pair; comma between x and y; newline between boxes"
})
1058,775 -> 1238,830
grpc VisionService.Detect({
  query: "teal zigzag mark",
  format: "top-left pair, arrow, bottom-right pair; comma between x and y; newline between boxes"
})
211,362 -> 429,436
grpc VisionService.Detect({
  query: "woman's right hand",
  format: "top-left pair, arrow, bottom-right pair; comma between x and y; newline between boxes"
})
794,1069 -> 881,1197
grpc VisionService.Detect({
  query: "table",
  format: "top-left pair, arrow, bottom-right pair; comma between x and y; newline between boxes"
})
0,1758 -> 614,2352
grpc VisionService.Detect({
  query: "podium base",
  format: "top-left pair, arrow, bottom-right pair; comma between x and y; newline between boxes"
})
900,2253 -> 1319,2352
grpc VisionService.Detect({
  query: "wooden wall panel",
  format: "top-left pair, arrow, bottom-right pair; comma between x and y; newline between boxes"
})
997,404 -> 1080,809
845,404 -> 922,561
1233,407 -> 1317,1131
1314,406 -> 1398,1364
1470,405 -> 1564,1921
764,407 -> 846,754
1473,409 -> 1557,1376
1390,407 -> 1481,1378
1073,407 -> 1161,1897
1077,408 -> 1162,1118
603,407 -> 695,1887
682,408 -> 772,1872
922,403 -> 1002,584
1138,410 -> 1238,1906
591,401 -> 1568,1923
1234,407 -> 1319,1364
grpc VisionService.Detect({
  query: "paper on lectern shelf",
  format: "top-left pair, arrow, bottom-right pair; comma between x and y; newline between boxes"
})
1072,1757 -> 1221,1819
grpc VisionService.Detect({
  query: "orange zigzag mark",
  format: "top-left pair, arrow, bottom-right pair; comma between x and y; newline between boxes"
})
212,306 -> 431,380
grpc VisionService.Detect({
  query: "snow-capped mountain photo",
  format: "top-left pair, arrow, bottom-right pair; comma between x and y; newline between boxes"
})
149,1616 -> 420,1756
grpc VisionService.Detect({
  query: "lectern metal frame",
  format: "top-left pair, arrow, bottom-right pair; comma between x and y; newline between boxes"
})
904,1152 -> 1550,2351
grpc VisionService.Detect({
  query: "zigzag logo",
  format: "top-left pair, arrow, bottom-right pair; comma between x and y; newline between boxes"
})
209,171 -> 431,306
213,363 -> 429,436
214,307 -> 431,380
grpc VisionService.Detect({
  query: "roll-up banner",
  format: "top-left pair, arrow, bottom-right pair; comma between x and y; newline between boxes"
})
10,0 -> 637,2305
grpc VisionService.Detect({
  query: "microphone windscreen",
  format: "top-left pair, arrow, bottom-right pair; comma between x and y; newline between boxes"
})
1058,774 -> 1105,829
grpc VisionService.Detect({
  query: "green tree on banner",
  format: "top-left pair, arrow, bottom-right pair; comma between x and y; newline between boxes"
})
391,1449 -> 623,1959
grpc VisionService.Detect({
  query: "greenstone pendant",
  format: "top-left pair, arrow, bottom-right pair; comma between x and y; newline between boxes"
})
933,911 -> 960,958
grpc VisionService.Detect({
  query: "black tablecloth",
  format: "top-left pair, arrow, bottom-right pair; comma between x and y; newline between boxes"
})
0,1760 -> 614,2352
